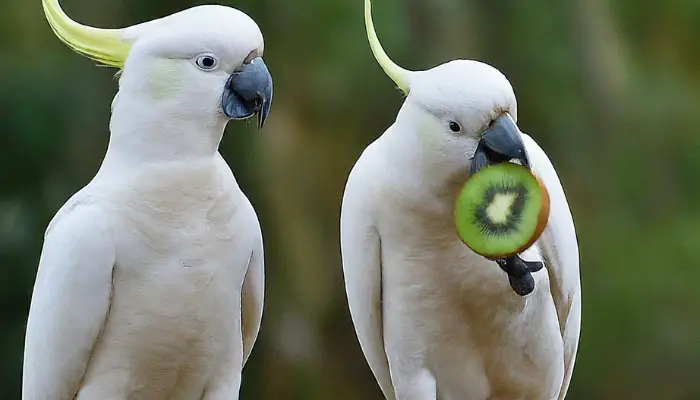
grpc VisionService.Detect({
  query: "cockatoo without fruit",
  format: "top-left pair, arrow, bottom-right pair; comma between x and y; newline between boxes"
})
23,1 -> 272,399
340,1 -> 581,399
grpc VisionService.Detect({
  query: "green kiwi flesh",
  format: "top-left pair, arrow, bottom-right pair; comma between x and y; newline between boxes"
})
454,163 -> 550,259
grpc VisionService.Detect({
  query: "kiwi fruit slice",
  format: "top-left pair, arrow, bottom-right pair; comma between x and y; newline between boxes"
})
454,163 -> 550,259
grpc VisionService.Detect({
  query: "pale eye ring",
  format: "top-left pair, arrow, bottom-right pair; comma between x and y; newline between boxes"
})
195,54 -> 218,70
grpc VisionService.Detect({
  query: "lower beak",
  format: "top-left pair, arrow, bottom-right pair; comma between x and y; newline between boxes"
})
221,57 -> 273,129
470,113 -> 529,175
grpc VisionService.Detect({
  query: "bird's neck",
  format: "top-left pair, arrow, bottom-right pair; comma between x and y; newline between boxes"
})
103,89 -> 228,168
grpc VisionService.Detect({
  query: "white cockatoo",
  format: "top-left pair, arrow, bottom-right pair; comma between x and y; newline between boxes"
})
23,1 -> 272,399
340,1 -> 581,399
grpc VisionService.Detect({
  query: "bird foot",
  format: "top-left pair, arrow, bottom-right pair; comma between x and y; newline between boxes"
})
495,255 -> 544,296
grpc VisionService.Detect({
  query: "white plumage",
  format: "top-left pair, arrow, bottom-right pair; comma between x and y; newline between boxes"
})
23,4 -> 272,399
340,1 -> 581,399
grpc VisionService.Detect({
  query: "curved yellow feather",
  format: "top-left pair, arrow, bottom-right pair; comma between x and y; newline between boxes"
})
364,0 -> 411,94
42,0 -> 132,68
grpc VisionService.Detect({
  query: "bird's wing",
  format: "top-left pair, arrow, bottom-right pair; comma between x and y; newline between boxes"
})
22,200 -> 115,400
241,208 -> 264,366
340,153 -> 396,400
522,133 -> 582,399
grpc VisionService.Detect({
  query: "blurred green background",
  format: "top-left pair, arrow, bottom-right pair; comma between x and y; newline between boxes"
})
2,0 -> 700,398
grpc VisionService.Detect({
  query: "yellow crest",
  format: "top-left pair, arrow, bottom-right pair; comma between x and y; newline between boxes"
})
364,0 -> 412,94
43,0 -> 132,68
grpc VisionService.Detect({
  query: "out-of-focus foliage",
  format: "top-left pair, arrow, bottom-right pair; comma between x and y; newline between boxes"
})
1,0 -> 700,398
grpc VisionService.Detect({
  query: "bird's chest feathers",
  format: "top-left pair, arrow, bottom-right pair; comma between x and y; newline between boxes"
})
378,191 -> 529,306
113,167 -> 245,273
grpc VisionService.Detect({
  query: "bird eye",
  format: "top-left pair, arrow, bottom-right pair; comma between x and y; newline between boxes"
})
449,121 -> 461,133
195,54 -> 218,70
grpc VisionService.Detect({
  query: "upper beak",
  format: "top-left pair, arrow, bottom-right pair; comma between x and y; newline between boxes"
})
470,113 -> 529,175
221,57 -> 273,129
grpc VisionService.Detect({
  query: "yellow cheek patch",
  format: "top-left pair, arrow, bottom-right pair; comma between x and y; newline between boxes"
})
416,115 -> 441,149
148,59 -> 186,99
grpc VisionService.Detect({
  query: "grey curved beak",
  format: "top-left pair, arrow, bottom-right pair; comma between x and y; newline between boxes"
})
470,113 -> 530,175
221,57 -> 273,129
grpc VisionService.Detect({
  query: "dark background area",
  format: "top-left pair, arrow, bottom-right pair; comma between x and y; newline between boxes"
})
2,0 -> 700,398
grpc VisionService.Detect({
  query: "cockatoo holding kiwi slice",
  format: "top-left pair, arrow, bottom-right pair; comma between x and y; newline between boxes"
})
340,0 -> 581,399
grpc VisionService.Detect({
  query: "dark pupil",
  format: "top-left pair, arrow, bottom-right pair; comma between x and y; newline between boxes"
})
449,122 -> 460,132
201,57 -> 214,67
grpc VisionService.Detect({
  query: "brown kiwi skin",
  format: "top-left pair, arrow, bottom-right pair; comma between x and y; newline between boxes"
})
456,172 -> 551,261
